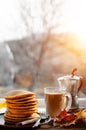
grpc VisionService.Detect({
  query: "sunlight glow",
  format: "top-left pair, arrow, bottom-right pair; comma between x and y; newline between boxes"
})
64,0 -> 86,49
0,0 -> 26,41
0,0 -> 86,48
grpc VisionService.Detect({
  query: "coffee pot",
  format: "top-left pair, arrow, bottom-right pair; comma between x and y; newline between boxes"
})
57,69 -> 83,110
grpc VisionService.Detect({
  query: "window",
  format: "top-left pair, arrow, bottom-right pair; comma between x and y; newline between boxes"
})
0,0 -> 86,98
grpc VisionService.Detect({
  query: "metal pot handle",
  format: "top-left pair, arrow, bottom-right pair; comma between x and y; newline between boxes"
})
78,76 -> 83,92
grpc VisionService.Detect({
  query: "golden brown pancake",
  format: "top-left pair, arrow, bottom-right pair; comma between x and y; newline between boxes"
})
7,108 -> 38,115
6,98 -> 38,104
5,95 -> 36,101
4,111 -> 29,118
6,102 -> 38,108
6,103 -> 38,110
4,112 -> 40,124
4,111 -> 39,119
4,90 -> 35,99
6,104 -> 37,110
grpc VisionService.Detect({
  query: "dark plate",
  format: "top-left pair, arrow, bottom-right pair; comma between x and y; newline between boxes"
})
0,114 -> 51,130
0,114 -> 37,130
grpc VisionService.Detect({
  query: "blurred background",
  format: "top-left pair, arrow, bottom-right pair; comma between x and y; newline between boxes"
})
0,0 -> 86,98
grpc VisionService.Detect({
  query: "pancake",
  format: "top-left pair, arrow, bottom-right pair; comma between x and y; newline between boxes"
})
7,106 -> 38,112
6,102 -> 38,107
5,95 -> 36,101
4,114 -> 29,123
4,111 -> 29,118
6,104 -> 37,110
6,98 -> 38,104
4,111 -> 39,118
4,112 -> 40,124
7,108 -> 38,115
4,90 -> 35,99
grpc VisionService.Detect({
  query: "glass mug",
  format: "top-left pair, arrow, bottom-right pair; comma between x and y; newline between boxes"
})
44,87 -> 72,118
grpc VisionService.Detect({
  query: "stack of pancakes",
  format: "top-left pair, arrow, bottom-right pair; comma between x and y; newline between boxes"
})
4,90 -> 39,124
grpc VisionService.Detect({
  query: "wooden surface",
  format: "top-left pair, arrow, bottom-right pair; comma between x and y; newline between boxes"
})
0,125 -> 85,130
38,128 -> 86,130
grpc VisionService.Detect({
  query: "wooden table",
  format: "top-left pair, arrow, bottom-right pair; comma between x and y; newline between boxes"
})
0,124 -> 85,130
0,127 -> 85,130
0,127 -> 86,130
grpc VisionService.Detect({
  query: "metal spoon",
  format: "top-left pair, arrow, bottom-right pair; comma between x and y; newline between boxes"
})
32,115 -> 50,128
